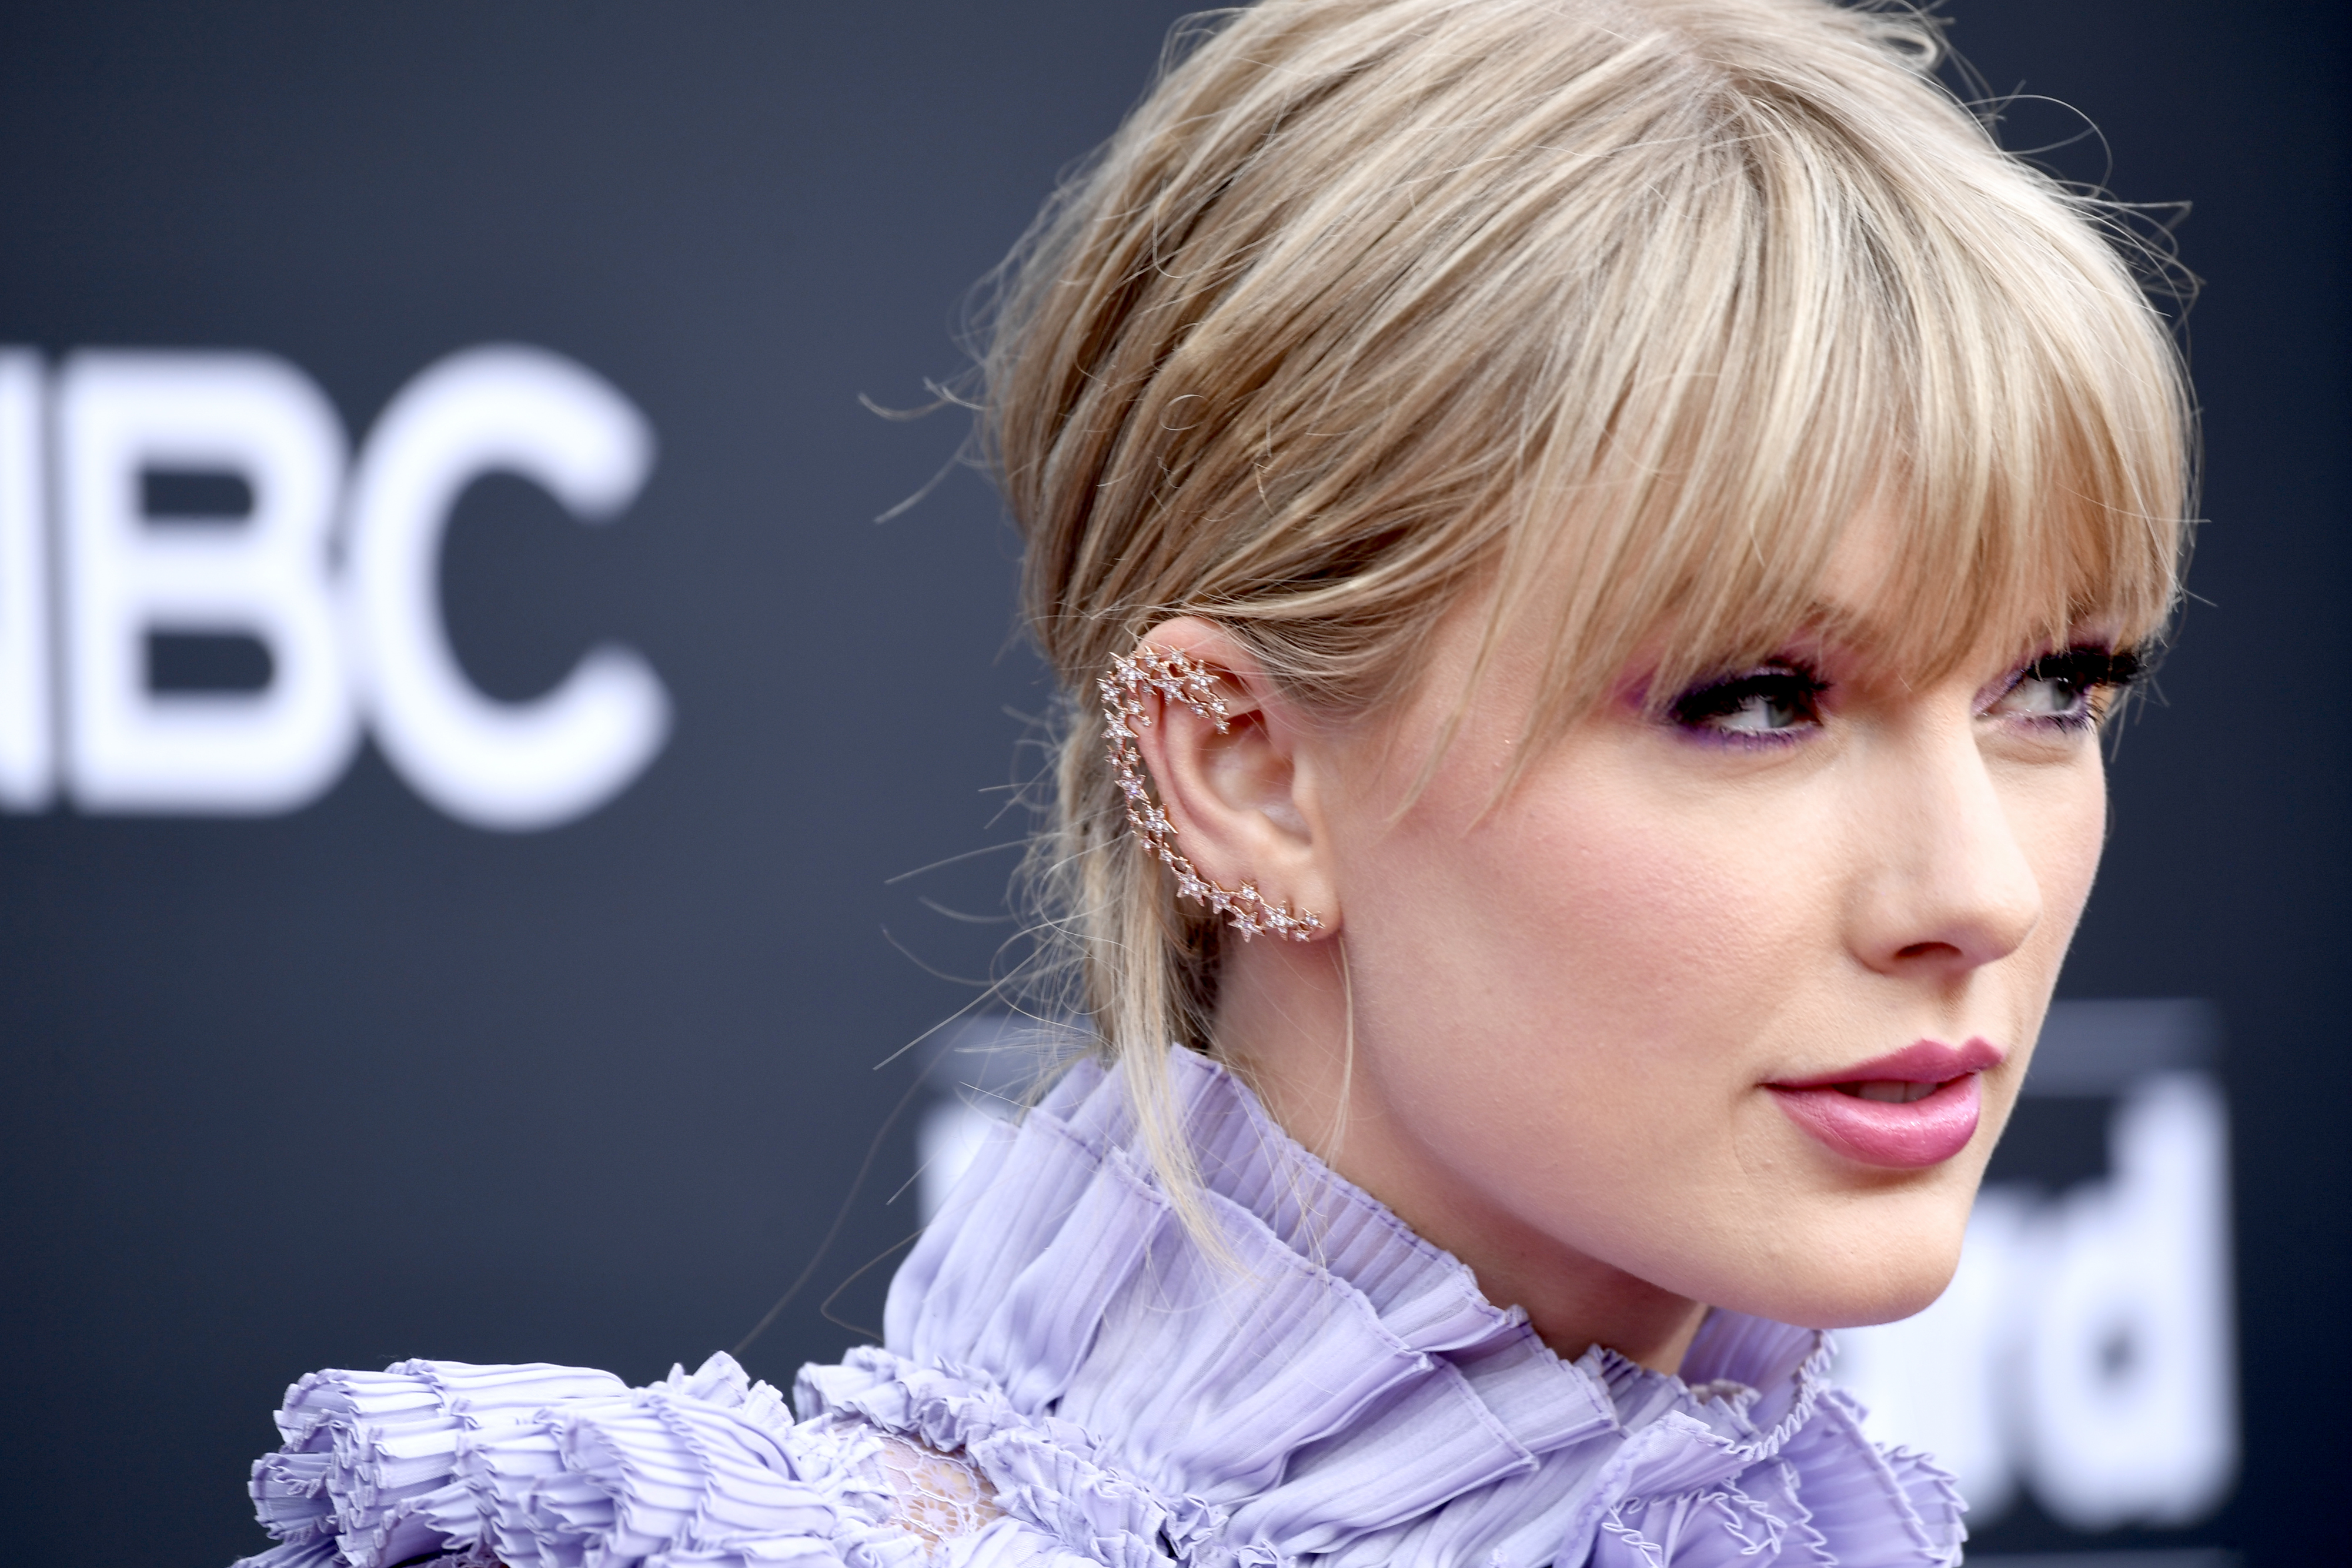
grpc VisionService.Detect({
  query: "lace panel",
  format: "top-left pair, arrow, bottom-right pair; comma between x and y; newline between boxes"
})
875,1433 -> 1005,1552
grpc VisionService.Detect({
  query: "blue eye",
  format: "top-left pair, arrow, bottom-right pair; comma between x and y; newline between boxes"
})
1668,665 -> 1826,740
1989,647 -> 2143,731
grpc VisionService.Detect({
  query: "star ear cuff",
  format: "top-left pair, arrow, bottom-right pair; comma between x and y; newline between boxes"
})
1098,644 -> 1324,943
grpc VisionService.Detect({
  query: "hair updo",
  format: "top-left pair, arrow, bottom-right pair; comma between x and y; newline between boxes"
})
977,0 -> 2192,1192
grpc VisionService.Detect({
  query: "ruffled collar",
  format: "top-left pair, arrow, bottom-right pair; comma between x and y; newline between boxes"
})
797,1046 -> 1965,1568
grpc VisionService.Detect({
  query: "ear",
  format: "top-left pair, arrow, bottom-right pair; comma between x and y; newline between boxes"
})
1120,617 -> 1341,937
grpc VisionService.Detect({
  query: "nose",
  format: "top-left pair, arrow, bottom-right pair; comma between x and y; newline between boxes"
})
1845,713 -> 2045,979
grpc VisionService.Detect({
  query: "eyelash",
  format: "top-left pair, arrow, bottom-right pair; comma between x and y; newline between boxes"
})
1663,646 -> 2144,744
1666,663 -> 1828,745
1989,646 -> 2144,731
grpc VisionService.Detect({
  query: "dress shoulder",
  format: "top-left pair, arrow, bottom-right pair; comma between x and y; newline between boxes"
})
232,1351 -> 979,1568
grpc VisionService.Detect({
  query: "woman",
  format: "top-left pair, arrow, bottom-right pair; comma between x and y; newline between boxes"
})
233,1 -> 2190,1565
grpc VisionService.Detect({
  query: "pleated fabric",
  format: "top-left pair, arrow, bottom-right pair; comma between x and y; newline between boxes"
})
232,1047 -> 1964,1568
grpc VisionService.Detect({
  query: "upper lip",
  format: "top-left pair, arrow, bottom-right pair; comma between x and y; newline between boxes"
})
1768,1037 -> 2005,1089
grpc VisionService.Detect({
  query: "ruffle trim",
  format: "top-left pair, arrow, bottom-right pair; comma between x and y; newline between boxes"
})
230,1047 -> 1965,1568
790,1338 -> 1962,1568
798,1348 -> 1231,1568
877,1047 -> 1965,1568
233,1352 -> 918,1568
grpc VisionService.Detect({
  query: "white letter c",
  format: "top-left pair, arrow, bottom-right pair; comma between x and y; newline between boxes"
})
346,345 -> 669,831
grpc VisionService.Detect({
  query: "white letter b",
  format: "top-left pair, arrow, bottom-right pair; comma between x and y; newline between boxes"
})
59,352 -> 356,812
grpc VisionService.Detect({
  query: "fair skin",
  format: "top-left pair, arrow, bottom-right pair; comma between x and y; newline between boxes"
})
1128,523 -> 2126,1375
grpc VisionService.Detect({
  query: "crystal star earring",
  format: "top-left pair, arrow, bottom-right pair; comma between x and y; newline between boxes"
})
1098,643 -> 1324,942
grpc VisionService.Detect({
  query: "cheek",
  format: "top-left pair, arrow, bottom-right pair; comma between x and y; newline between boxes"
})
1347,761 -> 1830,1154
1489,794 -> 1813,1033
2014,753 -> 2109,952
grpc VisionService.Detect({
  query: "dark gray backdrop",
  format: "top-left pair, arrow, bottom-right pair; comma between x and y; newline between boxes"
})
0,4 -> 2336,1564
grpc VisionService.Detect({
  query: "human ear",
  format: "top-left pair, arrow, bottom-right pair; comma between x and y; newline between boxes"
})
1119,618 -> 1339,936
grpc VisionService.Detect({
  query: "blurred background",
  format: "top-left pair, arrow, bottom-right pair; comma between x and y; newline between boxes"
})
0,3 -> 2336,1564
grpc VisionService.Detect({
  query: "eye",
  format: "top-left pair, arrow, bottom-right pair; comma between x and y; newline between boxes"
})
1986,646 -> 2143,731
1668,664 -> 1827,741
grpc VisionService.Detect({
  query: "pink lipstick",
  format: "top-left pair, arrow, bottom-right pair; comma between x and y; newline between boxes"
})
1766,1038 -> 2003,1169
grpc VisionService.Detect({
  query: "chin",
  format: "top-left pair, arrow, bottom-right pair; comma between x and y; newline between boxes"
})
1698,1206 -> 1972,1332
1796,1259 -> 1962,1331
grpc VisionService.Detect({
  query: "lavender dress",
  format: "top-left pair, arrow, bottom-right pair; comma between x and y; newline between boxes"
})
232,1047 -> 1966,1568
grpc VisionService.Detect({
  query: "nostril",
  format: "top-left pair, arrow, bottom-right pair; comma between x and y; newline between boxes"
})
1894,940 -> 1962,961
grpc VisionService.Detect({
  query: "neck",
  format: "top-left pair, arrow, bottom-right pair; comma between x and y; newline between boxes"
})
1213,935 -> 1709,1376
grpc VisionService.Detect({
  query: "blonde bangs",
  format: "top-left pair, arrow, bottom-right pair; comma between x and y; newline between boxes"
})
1474,25 -> 2192,738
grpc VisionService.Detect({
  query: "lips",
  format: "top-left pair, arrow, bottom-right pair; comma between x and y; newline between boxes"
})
1766,1038 -> 2003,1169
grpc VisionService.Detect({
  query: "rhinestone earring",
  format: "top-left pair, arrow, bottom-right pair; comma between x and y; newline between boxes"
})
1098,643 -> 1324,942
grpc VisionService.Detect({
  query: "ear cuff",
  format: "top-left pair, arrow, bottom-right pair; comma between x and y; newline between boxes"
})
1098,644 -> 1325,943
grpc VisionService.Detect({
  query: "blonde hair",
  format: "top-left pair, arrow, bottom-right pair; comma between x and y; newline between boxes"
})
980,0 -> 2193,1201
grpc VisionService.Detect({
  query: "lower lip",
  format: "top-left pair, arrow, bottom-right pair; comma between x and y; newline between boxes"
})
1766,1075 -> 1982,1168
